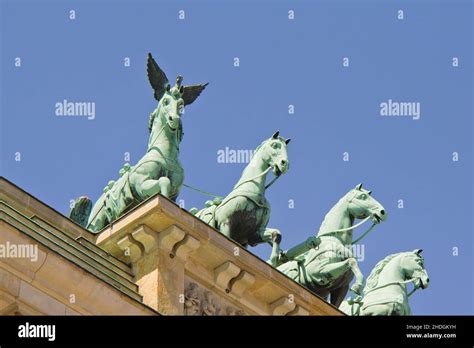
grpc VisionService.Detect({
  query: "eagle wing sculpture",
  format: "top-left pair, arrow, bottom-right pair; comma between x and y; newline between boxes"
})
147,52 -> 208,105
147,53 -> 170,101
182,83 -> 209,106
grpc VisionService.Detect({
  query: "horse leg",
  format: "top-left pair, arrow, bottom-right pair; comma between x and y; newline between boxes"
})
87,209 -> 109,233
318,257 -> 363,295
346,258 -> 364,295
361,304 -> 393,316
218,218 -> 232,238
330,284 -> 349,307
88,216 -> 104,232
138,177 -> 171,199
318,259 -> 352,282
258,228 -> 282,266
156,177 -> 171,198
267,241 -> 281,266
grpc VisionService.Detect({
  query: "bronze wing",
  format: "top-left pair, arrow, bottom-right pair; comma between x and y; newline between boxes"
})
182,83 -> 209,106
147,53 -> 169,101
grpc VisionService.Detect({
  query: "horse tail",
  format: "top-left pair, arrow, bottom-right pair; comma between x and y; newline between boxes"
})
69,196 -> 92,228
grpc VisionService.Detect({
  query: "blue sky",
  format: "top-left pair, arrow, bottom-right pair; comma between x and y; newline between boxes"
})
1,0 -> 472,314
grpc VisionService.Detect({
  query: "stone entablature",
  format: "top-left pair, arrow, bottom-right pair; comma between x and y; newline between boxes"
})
183,279 -> 245,316
0,177 -> 342,315
0,216 -> 156,315
0,178 -> 156,315
94,194 -> 342,316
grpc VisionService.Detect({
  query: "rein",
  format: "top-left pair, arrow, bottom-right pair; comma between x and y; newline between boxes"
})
320,216 -> 377,245
185,166 -> 280,229
148,122 -> 166,150
363,277 -> 420,298
351,222 -> 377,245
183,165 -> 281,199
233,166 -> 271,190
348,277 -> 420,315
264,173 -> 280,190
182,184 -> 224,199
147,107 -> 180,154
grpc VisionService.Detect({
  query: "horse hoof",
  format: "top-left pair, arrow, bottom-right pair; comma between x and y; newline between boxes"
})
271,230 -> 282,244
350,284 -> 363,295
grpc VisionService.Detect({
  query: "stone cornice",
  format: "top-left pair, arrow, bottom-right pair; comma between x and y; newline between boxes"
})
0,176 -> 343,316
96,194 -> 343,316
0,177 -> 157,315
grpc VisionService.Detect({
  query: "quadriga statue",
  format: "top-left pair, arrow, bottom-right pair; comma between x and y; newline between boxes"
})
339,249 -> 429,315
192,131 -> 291,264
69,53 -> 208,232
273,184 -> 387,307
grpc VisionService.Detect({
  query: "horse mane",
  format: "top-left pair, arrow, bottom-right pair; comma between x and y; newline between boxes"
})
364,252 -> 405,292
148,109 -> 157,132
253,139 -> 267,154
318,190 -> 354,233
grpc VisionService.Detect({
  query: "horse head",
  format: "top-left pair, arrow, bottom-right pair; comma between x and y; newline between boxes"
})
341,250 -> 430,315
146,53 -> 208,136
257,131 -> 291,177
401,249 -> 430,290
347,183 -> 387,224
157,79 -> 185,132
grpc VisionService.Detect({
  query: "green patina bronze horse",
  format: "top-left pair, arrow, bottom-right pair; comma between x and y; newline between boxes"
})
192,131 -> 290,263
69,53 -> 207,232
274,184 -> 387,307
339,249 -> 429,315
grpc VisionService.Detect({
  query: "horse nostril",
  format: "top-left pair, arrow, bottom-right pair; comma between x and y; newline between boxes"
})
427,278 -> 430,283
380,210 -> 385,215
281,160 -> 287,166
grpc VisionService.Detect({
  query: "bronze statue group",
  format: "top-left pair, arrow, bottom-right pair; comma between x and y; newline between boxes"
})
70,54 -> 429,316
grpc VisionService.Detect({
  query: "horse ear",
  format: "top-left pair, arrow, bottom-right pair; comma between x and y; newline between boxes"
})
355,183 -> 363,190
285,138 -> 291,145
367,190 -> 372,195
414,249 -> 423,255
272,131 -> 280,139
